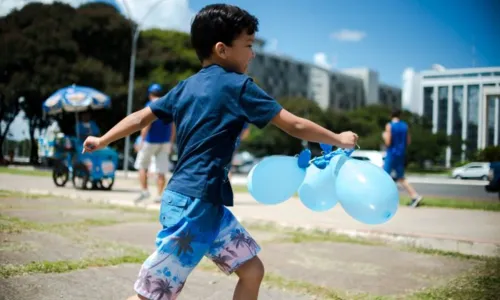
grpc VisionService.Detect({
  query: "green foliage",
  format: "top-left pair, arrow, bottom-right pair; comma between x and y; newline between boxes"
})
242,102 -> 460,167
0,2 -> 200,160
0,2 -> 477,169
476,146 -> 500,162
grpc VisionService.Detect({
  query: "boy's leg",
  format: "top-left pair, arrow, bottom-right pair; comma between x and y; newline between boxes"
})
206,208 -> 264,300
132,190 -> 221,300
233,256 -> 265,300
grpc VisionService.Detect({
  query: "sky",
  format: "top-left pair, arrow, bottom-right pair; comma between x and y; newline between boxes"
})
1,0 -> 499,141
1,0 -> 499,86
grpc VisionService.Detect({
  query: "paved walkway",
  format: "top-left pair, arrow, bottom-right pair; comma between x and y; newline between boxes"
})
0,193 -> 487,299
0,173 -> 499,257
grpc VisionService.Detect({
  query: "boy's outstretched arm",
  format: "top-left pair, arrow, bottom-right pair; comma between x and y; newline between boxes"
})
270,108 -> 358,149
83,107 -> 157,153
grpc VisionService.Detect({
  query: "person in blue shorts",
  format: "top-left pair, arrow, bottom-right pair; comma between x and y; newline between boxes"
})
383,108 -> 423,208
82,4 -> 358,300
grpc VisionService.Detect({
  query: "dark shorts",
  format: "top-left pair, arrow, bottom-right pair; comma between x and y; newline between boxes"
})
384,155 -> 405,179
134,190 -> 260,300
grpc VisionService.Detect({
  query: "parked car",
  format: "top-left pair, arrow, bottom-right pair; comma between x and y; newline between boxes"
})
485,161 -> 500,200
350,150 -> 385,169
231,151 -> 260,174
451,162 -> 490,180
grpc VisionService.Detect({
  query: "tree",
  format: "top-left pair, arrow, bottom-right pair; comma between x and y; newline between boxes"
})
0,2 -> 201,160
242,97 -> 328,157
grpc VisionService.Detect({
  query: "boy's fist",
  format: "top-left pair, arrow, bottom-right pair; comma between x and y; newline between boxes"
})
338,131 -> 359,149
82,136 -> 103,153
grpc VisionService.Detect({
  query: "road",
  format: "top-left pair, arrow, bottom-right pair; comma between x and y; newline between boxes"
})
410,182 -> 496,200
4,166 -> 498,201
228,174 -> 498,201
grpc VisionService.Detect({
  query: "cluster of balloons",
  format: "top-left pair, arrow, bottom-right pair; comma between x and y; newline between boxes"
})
247,144 -> 399,225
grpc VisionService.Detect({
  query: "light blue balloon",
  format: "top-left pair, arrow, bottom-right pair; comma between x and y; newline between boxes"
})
298,156 -> 341,212
334,158 -> 399,225
247,155 -> 306,205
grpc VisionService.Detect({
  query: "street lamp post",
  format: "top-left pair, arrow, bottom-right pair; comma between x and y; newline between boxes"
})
121,0 -> 169,178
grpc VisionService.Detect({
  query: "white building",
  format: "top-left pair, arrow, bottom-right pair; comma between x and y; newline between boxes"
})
403,66 -> 500,166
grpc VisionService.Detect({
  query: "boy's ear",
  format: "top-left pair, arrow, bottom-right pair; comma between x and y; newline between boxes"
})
215,42 -> 227,59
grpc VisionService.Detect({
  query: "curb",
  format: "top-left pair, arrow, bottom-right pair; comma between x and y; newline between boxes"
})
5,187 -> 500,258
236,218 -> 500,258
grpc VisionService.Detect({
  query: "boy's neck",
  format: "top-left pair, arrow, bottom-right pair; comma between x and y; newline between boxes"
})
202,58 -> 231,70
392,117 -> 400,122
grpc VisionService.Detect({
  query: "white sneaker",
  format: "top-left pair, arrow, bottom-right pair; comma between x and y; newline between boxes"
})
134,191 -> 150,204
153,196 -> 162,203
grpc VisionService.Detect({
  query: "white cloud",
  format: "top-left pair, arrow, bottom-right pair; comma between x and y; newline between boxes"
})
0,0 -> 194,32
313,52 -> 337,69
330,29 -> 366,42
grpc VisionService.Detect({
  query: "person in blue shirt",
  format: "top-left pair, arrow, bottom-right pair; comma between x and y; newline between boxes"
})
383,108 -> 423,207
75,111 -> 100,141
82,4 -> 358,300
134,83 -> 176,204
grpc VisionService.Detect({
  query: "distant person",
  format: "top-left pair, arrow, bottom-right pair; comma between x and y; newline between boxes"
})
75,111 -> 100,141
134,83 -> 176,204
383,108 -> 423,207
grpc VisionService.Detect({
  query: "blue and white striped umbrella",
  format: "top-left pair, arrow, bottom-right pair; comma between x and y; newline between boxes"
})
43,85 -> 111,115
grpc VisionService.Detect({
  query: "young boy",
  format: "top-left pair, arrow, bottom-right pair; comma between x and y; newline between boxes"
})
83,4 -> 358,300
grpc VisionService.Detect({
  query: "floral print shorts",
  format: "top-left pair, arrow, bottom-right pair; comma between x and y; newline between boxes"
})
134,190 -> 261,300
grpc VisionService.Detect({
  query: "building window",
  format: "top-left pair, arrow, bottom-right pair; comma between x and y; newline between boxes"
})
487,96 -> 496,146
467,85 -> 480,150
452,86 -> 463,137
438,86 -> 448,133
423,87 -> 434,123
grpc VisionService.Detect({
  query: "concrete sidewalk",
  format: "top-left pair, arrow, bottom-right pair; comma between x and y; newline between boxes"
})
1,193 -> 486,299
1,173 -> 499,257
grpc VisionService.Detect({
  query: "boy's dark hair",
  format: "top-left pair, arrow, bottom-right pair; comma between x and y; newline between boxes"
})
190,4 -> 259,62
391,108 -> 402,118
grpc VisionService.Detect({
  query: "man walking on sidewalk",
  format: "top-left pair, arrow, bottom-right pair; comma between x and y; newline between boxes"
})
383,108 -> 423,207
134,84 -> 175,203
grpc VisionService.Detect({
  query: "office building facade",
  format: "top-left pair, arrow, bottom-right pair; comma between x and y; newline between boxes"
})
403,66 -> 500,166
247,48 -> 402,112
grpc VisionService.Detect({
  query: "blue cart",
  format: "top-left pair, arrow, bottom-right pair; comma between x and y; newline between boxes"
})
40,85 -> 119,190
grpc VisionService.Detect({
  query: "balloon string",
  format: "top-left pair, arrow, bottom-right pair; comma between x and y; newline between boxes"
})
307,144 -> 360,164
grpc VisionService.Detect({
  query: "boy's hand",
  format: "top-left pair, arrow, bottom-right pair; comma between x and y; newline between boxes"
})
82,136 -> 104,153
338,131 -> 359,148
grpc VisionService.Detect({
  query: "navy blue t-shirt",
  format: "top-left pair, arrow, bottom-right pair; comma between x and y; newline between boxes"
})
144,101 -> 172,144
149,64 -> 282,206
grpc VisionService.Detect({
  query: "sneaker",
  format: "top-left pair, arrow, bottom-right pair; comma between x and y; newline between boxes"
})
153,196 -> 162,204
409,195 -> 423,208
134,191 -> 150,204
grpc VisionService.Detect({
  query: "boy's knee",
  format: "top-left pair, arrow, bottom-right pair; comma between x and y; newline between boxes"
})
236,256 -> 265,283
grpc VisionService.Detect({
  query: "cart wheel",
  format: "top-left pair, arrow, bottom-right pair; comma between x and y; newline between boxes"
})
72,163 -> 90,190
99,178 -> 115,191
52,161 -> 69,187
